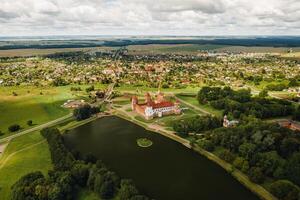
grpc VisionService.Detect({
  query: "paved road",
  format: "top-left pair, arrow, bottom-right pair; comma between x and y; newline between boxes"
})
0,113 -> 73,143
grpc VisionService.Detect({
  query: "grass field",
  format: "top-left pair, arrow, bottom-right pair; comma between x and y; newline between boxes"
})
0,47 -> 115,57
0,131 -> 52,200
0,86 -> 74,138
127,44 -> 300,54
176,94 -> 223,117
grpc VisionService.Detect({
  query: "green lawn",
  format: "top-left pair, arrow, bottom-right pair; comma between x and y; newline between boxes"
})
176,94 -> 223,117
0,86 -> 75,138
0,131 -> 52,200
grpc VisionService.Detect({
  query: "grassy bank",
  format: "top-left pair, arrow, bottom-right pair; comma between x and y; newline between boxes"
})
114,109 -> 277,200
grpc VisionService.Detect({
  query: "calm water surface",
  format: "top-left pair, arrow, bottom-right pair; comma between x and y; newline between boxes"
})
64,116 -> 259,200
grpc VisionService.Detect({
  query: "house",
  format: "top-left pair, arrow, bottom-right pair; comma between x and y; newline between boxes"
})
278,120 -> 300,131
223,115 -> 239,128
131,92 -> 181,120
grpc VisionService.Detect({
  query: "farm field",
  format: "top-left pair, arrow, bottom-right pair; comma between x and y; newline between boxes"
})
0,47 -> 115,57
127,44 -> 300,54
0,131 -> 52,200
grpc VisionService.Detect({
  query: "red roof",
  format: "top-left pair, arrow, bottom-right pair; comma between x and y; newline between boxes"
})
150,101 -> 174,109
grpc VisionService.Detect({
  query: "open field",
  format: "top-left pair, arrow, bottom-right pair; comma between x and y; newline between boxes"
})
0,47 -> 115,57
175,94 -> 223,117
0,131 -> 52,200
0,86 -> 74,138
127,44 -> 300,54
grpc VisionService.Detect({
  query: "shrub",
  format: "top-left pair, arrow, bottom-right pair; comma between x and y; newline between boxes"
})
269,180 -> 299,200
198,140 -> 215,152
27,120 -> 33,126
248,167 -> 264,183
219,149 -> 236,163
8,124 -> 20,132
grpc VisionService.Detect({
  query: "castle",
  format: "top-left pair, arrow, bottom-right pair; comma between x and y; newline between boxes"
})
131,92 -> 181,120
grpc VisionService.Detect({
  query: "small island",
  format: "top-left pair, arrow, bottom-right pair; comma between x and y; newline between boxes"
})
137,138 -> 153,148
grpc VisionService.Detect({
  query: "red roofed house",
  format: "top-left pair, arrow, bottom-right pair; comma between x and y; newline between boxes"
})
131,92 -> 181,120
278,120 -> 300,131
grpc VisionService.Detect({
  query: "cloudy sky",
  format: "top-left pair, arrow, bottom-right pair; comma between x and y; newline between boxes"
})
0,0 -> 299,36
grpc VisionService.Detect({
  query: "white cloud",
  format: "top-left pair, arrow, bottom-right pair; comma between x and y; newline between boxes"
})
0,0 -> 299,36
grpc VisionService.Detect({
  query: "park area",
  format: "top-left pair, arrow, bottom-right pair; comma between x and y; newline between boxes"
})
0,86 -> 79,138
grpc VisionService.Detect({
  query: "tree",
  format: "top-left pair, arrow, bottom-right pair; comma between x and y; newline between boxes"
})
269,180 -> 299,200
238,142 -> 256,160
288,79 -> 299,87
219,149 -> 235,163
86,85 -> 95,93
27,120 -> 33,126
198,140 -> 215,151
280,138 -> 300,158
248,167 -> 264,183
258,89 -> 268,98
8,124 -> 20,132
119,179 -> 139,200
292,106 -> 300,121
284,153 -> 300,185
100,180 -> 115,199
73,104 -> 91,120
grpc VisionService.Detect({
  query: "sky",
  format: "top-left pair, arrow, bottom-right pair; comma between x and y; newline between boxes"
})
0,0 -> 299,36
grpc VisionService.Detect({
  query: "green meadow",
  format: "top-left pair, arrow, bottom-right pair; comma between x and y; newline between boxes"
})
0,131 -> 52,200
0,86 -> 80,138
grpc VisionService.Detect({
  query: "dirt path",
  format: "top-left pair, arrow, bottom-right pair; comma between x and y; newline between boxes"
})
0,142 -> 8,158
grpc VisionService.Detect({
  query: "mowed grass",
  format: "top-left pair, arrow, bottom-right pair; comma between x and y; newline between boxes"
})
0,86 -> 74,137
176,94 -> 223,117
0,131 -> 52,200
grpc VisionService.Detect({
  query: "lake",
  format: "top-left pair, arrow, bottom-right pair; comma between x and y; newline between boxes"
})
64,116 -> 259,200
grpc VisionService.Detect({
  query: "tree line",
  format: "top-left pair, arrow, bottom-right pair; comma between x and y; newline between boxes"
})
197,121 -> 300,200
172,115 -> 222,136
11,128 -> 150,200
197,86 -> 295,119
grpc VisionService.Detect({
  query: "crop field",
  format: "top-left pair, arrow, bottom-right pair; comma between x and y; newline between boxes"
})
127,44 -> 300,54
0,47 -> 115,57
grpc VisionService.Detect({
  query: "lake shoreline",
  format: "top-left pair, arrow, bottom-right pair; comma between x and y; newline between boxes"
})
112,112 -> 277,200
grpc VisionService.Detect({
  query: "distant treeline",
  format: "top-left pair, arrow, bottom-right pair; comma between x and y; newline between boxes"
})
1,36 -> 300,50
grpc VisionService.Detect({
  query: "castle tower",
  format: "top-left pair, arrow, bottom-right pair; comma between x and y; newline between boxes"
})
223,115 -> 229,127
145,92 -> 153,105
131,96 -> 138,111
156,91 -> 165,103
174,100 -> 181,114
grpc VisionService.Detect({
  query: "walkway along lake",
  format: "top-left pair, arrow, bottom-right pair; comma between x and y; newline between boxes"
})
63,116 -> 260,200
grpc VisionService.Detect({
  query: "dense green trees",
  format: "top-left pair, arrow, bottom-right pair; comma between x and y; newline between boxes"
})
172,115 -> 222,136
8,124 -> 20,132
73,104 -> 100,121
189,120 -> 300,199
292,106 -> 300,121
12,128 -> 149,200
269,180 -> 299,200
197,86 -> 295,119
